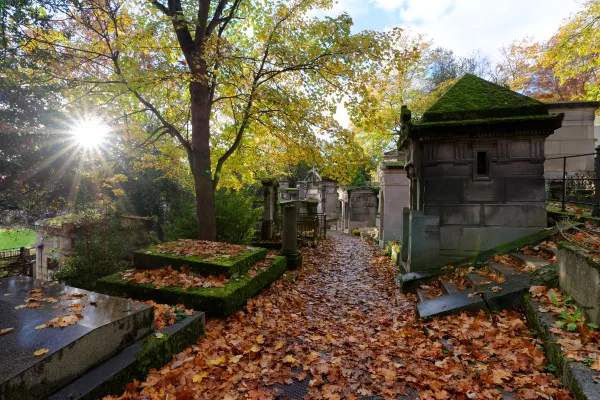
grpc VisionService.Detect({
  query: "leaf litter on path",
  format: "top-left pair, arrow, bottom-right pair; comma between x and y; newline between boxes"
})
107,233 -> 573,400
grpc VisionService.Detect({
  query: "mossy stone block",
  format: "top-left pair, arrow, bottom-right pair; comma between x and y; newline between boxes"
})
133,245 -> 267,278
97,256 -> 287,318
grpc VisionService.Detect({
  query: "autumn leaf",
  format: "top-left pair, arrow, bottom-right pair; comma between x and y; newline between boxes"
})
35,324 -> 47,330
14,304 -> 26,310
34,348 -> 49,356
283,354 -> 297,364
0,328 -> 14,336
274,341 -> 285,350
573,232 -> 586,241
229,354 -> 243,364
192,372 -> 209,383
491,286 -> 502,293
26,302 -> 43,308
125,379 -> 140,392
208,356 -> 227,366
491,368 -> 513,384
45,297 -> 59,303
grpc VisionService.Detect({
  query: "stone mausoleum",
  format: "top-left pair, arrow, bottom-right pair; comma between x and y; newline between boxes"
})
400,74 -> 564,272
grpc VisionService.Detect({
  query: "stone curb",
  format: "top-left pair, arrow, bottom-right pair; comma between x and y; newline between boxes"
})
524,297 -> 600,400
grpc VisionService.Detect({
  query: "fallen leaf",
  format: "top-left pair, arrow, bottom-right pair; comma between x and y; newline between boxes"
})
14,304 -> 26,309
491,286 -> 502,293
34,348 -> 49,356
209,356 -> 227,366
155,332 -> 164,339
0,328 -> 14,335
283,354 -> 297,364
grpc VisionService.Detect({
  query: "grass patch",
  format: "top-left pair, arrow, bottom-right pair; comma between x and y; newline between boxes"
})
97,256 -> 287,318
0,229 -> 36,250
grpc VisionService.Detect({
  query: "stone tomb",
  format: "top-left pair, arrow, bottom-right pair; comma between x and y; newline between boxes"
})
346,188 -> 378,231
376,151 -> 410,246
400,74 -> 564,272
0,277 -> 153,400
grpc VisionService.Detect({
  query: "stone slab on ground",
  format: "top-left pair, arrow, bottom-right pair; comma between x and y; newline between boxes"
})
524,297 -> 600,400
417,289 -> 489,319
97,256 -> 287,318
397,270 -> 444,292
465,273 -> 494,288
478,278 -> 533,311
134,244 -> 267,278
487,262 -> 521,278
509,253 -> 551,271
439,280 -> 460,294
0,276 -> 153,400
48,311 -> 205,400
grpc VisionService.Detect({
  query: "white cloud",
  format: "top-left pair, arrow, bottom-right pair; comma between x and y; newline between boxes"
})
381,0 -> 584,60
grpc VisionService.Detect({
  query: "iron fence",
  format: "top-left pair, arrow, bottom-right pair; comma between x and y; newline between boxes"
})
545,149 -> 600,214
0,247 -> 34,277
297,213 -> 327,243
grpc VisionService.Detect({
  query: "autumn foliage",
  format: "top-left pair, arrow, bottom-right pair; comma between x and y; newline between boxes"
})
107,234 -> 572,400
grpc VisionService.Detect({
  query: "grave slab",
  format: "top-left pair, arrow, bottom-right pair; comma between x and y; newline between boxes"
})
509,253 -> 551,271
0,276 -> 153,400
97,256 -> 287,318
48,311 -> 205,400
487,262 -> 521,278
134,242 -> 267,278
417,289 -> 489,319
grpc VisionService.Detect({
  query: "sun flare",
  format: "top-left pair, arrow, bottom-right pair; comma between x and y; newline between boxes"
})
71,118 -> 109,148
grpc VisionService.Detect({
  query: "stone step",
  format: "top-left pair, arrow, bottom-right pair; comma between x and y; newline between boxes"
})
509,253 -> 551,271
417,289 -> 489,319
440,280 -> 461,294
487,262 -> 521,279
398,270 -> 444,292
538,245 -> 557,257
478,278 -> 533,311
416,287 -> 439,303
465,273 -> 494,289
48,311 -> 205,400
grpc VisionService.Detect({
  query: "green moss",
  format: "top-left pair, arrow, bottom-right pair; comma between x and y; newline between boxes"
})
81,313 -> 205,400
133,245 -> 267,277
97,256 -> 287,318
384,161 -> 405,169
422,74 -> 547,123
448,227 -> 561,267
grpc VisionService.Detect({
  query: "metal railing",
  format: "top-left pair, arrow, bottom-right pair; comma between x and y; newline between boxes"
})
297,213 -> 327,243
545,148 -> 600,215
0,247 -> 34,277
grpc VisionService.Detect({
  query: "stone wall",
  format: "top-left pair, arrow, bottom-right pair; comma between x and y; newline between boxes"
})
557,243 -> 600,324
545,102 -> 599,179
408,136 -> 549,271
347,188 -> 378,231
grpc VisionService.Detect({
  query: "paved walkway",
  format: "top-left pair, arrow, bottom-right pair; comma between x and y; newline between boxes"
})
112,232 -> 571,400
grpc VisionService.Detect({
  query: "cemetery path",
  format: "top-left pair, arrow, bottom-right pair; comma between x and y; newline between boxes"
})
111,232 -> 573,400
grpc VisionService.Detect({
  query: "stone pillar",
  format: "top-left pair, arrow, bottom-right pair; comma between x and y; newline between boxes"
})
261,180 -> 276,240
281,205 -> 302,269
379,165 -> 410,245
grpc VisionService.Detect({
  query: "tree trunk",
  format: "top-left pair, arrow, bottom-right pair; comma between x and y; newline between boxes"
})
190,80 -> 217,241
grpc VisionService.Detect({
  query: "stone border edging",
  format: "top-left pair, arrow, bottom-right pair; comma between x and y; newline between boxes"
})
524,297 -> 600,400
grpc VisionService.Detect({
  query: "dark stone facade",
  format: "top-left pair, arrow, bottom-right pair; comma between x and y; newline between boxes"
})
401,75 -> 564,272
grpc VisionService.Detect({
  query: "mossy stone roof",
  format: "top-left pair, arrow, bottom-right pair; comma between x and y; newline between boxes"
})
421,74 -> 548,123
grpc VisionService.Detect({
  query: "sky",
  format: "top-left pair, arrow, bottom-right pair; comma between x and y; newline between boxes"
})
326,0 -> 586,127
325,0 -> 585,60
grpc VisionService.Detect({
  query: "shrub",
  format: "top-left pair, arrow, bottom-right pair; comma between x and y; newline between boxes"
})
216,188 -> 263,244
352,229 -> 360,236
163,187 -> 263,245
52,210 -> 138,290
